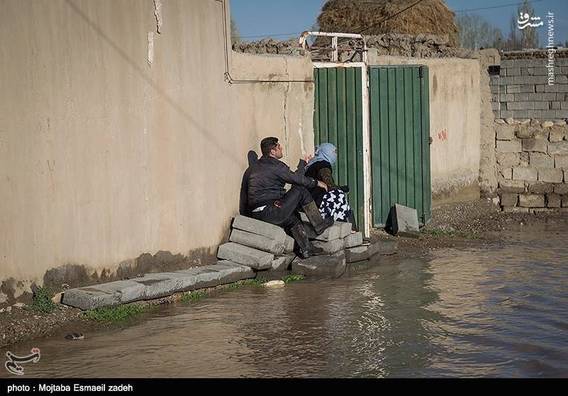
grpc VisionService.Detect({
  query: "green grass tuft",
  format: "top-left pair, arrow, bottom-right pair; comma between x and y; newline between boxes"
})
30,286 -> 57,314
83,304 -> 149,322
282,274 -> 305,284
180,290 -> 207,303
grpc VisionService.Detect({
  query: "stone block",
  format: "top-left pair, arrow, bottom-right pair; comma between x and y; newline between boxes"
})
305,222 -> 342,242
513,167 -> 538,181
174,262 -> 255,290
563,195 -> 568,208
217,242 -> 274,270
62,281 -> 139,310
549,127 -> 567,143
520,152 -> 530,166
530,208 -> 557,214
284,235 -> 295,253
499,168 -> 513,179
528,182 -> 554,194
386,204 -> 420,237
538,168 -> 564,183
554,183 -> 568,195
338,222 -> 352,239
542,121 -> 554,128
516,125 -> 536,139
503,207 -> 530,213
519,194 -> 545,208
134,272 -> 201,299
496,124 -> 516,140
270,254 -> 296,272
232,215 -> 287,244
229,229 -> 285,255
522,138 -> 548,153
344,232 -> 363,248
312,239 -> 345,254
371,240 -> 397,257
500,193 -> 518,207
530,153 -> 554,168
499,180 -> 525,193
345,246 -> 371,263
496,153 -> 520,167
291,252 -> 346,279
548,142 -> 568,155
496,140 -> 522,153
547,194 -> 561,208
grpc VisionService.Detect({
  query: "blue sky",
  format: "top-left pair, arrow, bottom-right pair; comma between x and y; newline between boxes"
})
231,0 -> 568,46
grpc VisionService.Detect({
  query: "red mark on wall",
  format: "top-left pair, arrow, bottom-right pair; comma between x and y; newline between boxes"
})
437,129 -> 449,141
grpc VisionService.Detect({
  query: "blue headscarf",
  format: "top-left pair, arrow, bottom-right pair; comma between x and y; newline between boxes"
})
306,143 -> 337,170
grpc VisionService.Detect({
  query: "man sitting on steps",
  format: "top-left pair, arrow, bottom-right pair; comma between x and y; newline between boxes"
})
242,137 -> 334,258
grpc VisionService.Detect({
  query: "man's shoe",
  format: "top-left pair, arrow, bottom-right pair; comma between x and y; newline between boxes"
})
289,223 -> 326,258
302,201 -> 334,235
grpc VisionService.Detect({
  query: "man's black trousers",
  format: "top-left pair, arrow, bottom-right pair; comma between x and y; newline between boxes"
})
251,185 -> 313,231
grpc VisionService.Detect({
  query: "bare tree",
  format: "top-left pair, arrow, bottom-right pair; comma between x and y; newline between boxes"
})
231,17 -> 240,45
505,0 -> 540,50
457,14 -> 504,50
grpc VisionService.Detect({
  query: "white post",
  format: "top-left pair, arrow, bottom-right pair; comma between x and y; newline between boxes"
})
361,68 -> 372,239
332,36 -> 338,62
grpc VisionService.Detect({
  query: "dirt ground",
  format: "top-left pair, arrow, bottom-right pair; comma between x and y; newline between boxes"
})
1,199 -> 566,350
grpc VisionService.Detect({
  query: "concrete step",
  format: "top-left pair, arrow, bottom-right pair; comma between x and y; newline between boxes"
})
217,242 -> 274,270
344,232 -> 363,248
229,229 -> 285,255
61,262 -> 254,310
291,252 -> 346,279
232,215 -> 288,245
345,240 -> 397,263
312,238 -> 345,254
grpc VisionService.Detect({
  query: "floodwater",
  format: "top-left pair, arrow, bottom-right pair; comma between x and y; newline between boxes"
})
3,222 -> 568,378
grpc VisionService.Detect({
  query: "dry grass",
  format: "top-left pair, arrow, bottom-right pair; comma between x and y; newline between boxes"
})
317,0 -> 459,47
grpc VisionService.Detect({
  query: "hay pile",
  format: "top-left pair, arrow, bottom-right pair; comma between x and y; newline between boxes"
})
317,0 -> 459,47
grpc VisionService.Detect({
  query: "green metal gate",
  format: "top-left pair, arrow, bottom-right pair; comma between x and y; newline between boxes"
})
369,65 -> 431,226
313,67 -> 365,228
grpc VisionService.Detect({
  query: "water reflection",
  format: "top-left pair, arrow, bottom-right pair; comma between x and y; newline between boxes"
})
2,223 -> 568,378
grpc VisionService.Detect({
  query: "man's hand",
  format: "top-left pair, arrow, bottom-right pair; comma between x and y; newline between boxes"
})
317,181 -> 328,191
303,153 -> 314,163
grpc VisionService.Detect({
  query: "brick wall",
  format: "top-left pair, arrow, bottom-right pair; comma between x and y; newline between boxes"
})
490,50 -> 568,120
495,119 -> 568,212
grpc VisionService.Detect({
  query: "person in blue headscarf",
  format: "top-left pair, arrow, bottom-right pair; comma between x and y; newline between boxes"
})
304,143 -> 358,231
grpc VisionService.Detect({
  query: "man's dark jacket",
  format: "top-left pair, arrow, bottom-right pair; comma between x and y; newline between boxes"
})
240,156 -> 317,214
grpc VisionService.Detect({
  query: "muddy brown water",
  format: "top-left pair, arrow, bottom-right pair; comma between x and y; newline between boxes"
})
2,222 -> 568,378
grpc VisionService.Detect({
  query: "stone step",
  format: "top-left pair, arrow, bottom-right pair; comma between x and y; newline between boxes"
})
312,239 -> 345,254
345,240 -> 397,263
229,229 -> 285,255
62,262 -> 254,310
291,252 -> 346,279
232,215 -> 287,244
304,222 -> 342,241
284,235 -> 295,253
217,242 -> 274,270
270,254 -> 296,272
344,232 -> 363,248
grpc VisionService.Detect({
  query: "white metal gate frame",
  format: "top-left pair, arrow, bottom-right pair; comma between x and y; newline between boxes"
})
312,61 -> 372,239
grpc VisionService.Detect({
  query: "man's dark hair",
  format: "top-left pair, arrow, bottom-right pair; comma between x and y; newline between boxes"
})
260,137 -> 279,157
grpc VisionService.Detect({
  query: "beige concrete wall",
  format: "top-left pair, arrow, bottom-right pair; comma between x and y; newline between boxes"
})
369,52 -> 481,205
0,0 -> 314,297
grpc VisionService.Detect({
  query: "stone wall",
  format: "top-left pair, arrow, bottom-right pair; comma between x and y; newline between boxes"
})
490,49 -> 568,120
495,119 -> 568,212
234,34 -> 474,61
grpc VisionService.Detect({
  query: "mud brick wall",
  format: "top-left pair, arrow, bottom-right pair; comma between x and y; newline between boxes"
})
490,50 -> 568,120
495,119 -> 568,212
